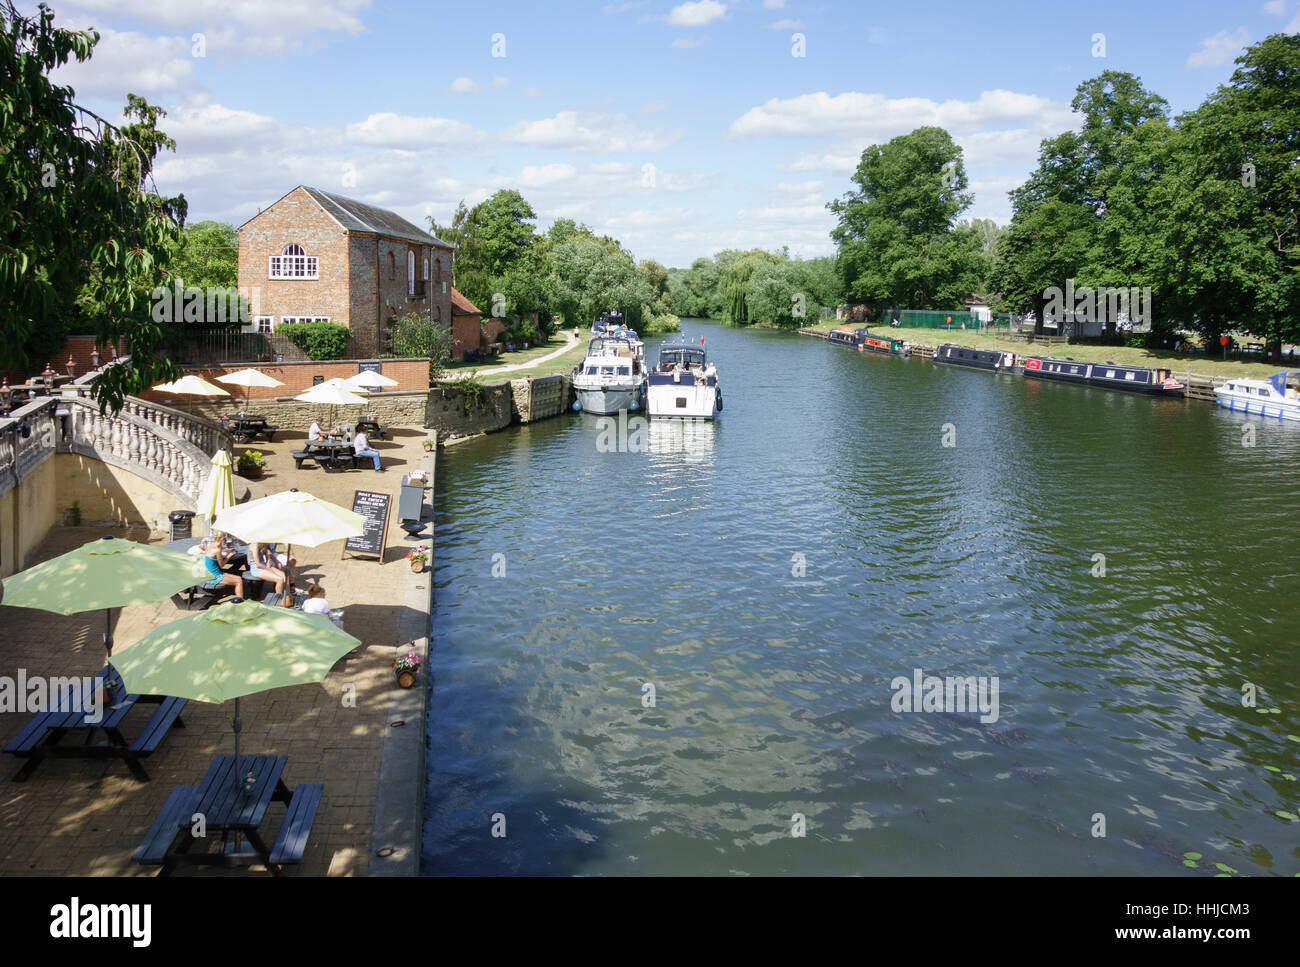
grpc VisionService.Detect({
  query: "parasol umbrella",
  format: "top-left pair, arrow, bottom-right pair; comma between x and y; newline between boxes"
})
294,379 -> 369,432
111,598 -> 360,781
215,368 -> 283,415
197,449 -> 237,522
0,535 -> 209,658
345,371 -> 395,419
213,489 -> 364,548
152,374 -> 230,400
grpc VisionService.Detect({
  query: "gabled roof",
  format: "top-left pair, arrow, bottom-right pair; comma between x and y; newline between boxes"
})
450,287 -> 481,315
239,186 -> 453,249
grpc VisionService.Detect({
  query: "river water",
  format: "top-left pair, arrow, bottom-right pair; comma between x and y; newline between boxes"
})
421,319 -> 1300,875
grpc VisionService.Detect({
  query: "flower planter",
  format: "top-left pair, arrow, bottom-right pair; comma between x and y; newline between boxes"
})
236,466 -> 263,480
396,670 -> 417,689
410,559 -> 425,573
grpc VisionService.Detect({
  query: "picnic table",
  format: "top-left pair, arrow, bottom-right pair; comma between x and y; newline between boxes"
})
300,439 -> 357,471
355,418 -> 386,440
227,415 -> 278,443
4,665 -> 187,782
132,754 -> 323,875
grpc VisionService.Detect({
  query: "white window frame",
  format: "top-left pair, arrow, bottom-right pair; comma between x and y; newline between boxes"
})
423,256 -> 429,281
269,243 -> 318,280
408,250 -> 416,296
279,316 -> 331,326
254,315 -> 274,334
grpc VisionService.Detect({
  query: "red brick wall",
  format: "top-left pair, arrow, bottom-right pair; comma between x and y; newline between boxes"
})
136,358 -> 431,408
238,187 -> 351,332
450,315 -> 507,360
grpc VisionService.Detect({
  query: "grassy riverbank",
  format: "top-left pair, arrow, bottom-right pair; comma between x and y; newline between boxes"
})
802,321 -> 1290,379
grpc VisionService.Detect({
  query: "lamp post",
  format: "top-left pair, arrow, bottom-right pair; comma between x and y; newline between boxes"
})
41,364 -> 55,393
66,355 -> 76,380
0,378 -> 10,416
90,348 -> 100,370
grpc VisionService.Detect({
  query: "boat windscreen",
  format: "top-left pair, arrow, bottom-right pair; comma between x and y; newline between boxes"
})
659,347 -> 705,365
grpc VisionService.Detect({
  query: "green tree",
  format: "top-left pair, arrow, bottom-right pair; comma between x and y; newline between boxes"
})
429,189 -> 537,312
829,126 -> 982,313
0,4 -> 186,411
389,309 -> 454,382
169,220 -> 238,290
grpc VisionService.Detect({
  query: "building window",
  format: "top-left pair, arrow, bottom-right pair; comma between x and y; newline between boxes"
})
408,250 -> 415,296
434,257 -> 442,282
254,316 -> 274,334
268,243 -> 318,279
423,256 -> 429,281
434,305 -> 442,322
280,316 -> 331,326
388,252 -> 396,279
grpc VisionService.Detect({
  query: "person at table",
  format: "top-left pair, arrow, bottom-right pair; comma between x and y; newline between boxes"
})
308,418 -> 322,442
353,427 -> 383,471
248,542 -> 292,606
263,542 -> 298,587
301,584 -> 331,614
200,532 -> 244,598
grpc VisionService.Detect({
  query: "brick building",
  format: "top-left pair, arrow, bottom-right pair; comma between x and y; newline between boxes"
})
237,186 -> 454,357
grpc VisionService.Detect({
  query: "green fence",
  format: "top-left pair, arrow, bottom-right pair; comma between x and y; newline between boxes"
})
882,308 -> 1013,330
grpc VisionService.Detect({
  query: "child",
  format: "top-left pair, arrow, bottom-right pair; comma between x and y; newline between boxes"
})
301,584 -> 331,615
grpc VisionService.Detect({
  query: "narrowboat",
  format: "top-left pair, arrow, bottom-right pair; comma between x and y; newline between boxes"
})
826,326 -> 863,349
1214,370 -> 1300,420
1022,357 -> 1184,396
859,333 -> 906,355
932,345 -> 1017,372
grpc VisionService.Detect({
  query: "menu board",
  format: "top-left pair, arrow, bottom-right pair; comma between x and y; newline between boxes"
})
344,489 -> 390,559
358,360 -> 382,374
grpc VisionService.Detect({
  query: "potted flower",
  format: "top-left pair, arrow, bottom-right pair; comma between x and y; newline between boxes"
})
422,438 -> 435,452
236,449 -> 266,479
393,651 -> 421,688
407,545 -> 429,573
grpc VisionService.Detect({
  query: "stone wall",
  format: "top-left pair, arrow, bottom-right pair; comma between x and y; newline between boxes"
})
510,374 -> 571,423
0,454 -> 57,576
425,383 -> 514,442
54,453 -> 179,529
175,390 -> 430,431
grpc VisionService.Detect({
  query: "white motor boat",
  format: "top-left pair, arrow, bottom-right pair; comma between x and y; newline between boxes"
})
647,339 -> 722,420
1214,370 -> 1300,421
572,333 -> 646,415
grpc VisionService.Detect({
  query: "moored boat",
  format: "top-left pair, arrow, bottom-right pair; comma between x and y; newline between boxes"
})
933,344 -> 1017,372
1214,370 -> 1300,420
572,333 -> 646,415
647,339 -> 721,420
1023,357 -> 1185,396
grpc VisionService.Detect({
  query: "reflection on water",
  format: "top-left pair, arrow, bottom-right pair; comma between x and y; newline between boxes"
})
422,322 -> 1300,876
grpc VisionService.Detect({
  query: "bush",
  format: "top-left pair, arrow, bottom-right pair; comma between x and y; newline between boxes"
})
388,310 -> 454,382
503,318 -> 540,347
278,321 -> 352,360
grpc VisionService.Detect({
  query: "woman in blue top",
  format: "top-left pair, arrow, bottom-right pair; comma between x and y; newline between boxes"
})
201,532 -> 244,598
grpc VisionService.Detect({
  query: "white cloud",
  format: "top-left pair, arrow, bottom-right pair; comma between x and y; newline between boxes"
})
345,113 -> 485,149
47,28 -> 194,98
491,76 -> 510,90
667,1 -> 728,27
671,36 -> 711,48
523,88 -> 544,98
1186,28 -> 1250,69
449,77 -> 478,94
729,89 -> 1074,140
504,110 -> 683,153
637,100 -> 670,116
765,19 -> 806,30
1262,0 -> 1284,15
517,163 -> 579,187
762,0 -> 786,8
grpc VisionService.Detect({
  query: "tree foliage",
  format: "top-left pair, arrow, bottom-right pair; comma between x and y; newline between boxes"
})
277,320 -> 351,360
0,2 -> 186,411
389,309 -> 454,382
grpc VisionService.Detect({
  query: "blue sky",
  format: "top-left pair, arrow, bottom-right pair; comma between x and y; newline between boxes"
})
30,0 -> 1296,267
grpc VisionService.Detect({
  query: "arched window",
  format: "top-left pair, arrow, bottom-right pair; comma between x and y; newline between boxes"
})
434,305 -> 442,322
388,252 -> 396,279
423,257 -> 429,281
408,250 -> 415,296
269,243 -> 318,279
434,257 -> 442,282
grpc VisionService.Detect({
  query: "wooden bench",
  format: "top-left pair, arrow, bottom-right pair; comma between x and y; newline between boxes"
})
290,449 -> 316,470
125,697 -> 187,780
182,581 -> 234,610
132,785 -> 198,866
269,783 -> 324,866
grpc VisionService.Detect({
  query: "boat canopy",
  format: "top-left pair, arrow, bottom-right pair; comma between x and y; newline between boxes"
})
1268,371 -> 1300,395
658,345 -> 706,366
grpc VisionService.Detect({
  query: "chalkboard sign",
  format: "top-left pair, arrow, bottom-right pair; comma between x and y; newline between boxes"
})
358,360 -> 382,374
344,489 -> 390,559
312,374 -> 324,385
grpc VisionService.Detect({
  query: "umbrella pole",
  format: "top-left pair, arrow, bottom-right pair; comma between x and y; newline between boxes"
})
103,607 -> 112,659
233,695 -> 243,853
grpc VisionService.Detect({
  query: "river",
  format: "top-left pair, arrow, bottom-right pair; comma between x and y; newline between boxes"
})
421,319 -> 1300,875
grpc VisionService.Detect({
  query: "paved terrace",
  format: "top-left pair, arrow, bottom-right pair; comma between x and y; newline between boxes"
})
0,426 -> 432,876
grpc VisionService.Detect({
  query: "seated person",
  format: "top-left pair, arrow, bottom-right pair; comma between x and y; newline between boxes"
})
248,542 -> 291,606
308,418 -> 322,442
264,542 -> 297,580
353,428 -> 383,471
200,531 -> 244,598
301,585 -> 331,615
